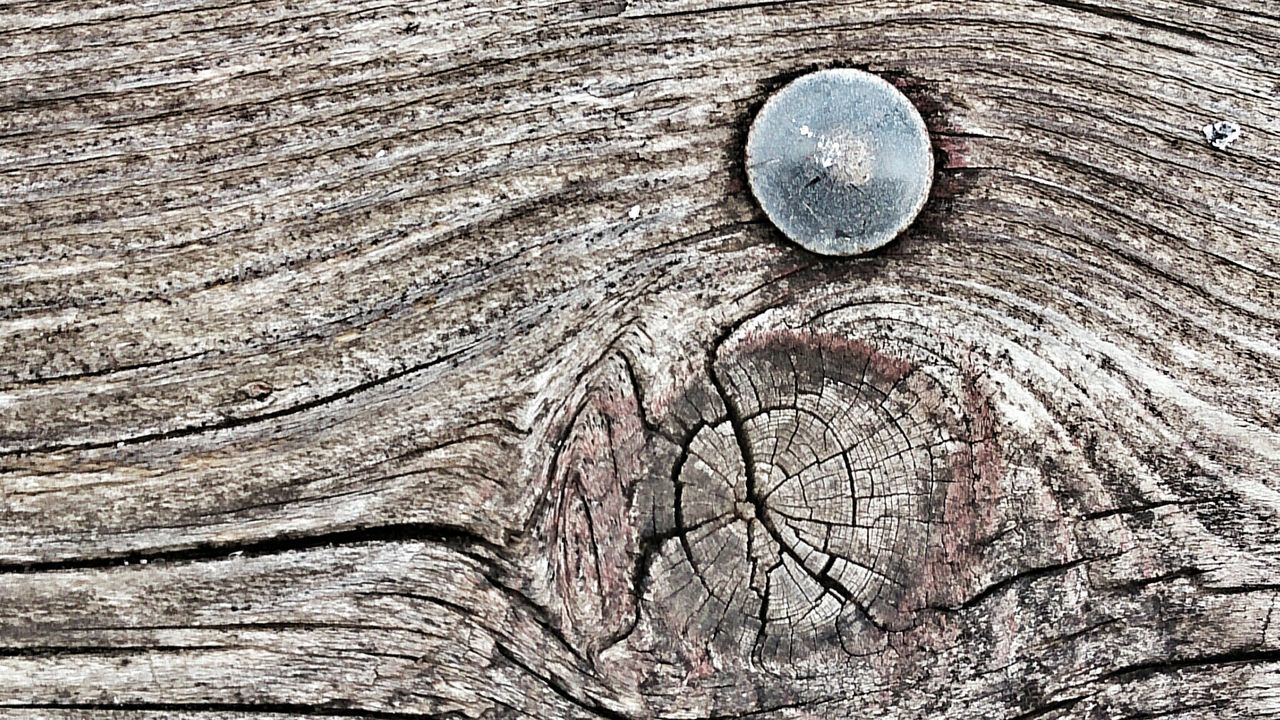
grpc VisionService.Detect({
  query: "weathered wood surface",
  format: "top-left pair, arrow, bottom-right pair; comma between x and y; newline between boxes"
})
2,0 -> 1279,718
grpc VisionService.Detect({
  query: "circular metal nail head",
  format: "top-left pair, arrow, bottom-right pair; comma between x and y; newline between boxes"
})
746,68 -> 934,256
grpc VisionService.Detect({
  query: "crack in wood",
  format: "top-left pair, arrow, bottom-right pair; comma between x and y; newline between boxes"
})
639,329 -> 962,665
0,522 -> 496,574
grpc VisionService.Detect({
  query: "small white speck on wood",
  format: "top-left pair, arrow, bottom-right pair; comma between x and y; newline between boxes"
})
1202,120 -> 1243,150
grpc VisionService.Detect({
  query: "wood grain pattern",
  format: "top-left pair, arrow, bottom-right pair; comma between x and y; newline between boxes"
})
2,0 -> 1279,718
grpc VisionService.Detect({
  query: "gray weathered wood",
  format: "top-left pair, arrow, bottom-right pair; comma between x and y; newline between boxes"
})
2,0 -> 1279,718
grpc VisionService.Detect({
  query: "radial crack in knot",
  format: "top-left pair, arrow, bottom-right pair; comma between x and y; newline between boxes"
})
646,331 -> 961,666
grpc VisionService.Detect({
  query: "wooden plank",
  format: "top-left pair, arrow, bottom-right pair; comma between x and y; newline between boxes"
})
2,0 -> 1278,718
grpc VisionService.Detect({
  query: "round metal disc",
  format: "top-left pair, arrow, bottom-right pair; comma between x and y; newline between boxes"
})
746,68 -> 934,256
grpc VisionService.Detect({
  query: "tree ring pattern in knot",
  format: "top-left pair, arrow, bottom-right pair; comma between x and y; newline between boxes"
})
651,332 -> 951,665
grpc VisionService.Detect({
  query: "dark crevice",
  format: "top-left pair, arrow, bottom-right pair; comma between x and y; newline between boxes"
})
2,346 -> 470,456
705,344 -> 886,633
932,555 -> 1108,612
1031,0 -> 1219,44
1046,617 -> 1119,647
481,569 -> 596,671
752,557 -> 779,661
0,350 -> 209,389
532,394 -> 593,543
356,590 -> 472,619
623,0 -> 801,20
1205,583 -> 1280,595
0,702 -> 460,719
1081,497 -> 1220,521
0,522 -> 496,575
0,645 -> 222,658
617,350 -> 663,435
601,416 -> 724,654
1111,566 -> 1205,592
1100,648 -> 1280,681
492,642 -> 631,720
669,418 -> 720,600
1118,700 -> 1232,720
1007,695 -> 1090,720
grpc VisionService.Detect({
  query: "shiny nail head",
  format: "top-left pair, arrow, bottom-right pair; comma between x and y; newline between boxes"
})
746,69 -> 934,256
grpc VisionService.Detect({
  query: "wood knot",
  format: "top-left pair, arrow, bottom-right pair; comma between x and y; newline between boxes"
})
641,330 -> 973,666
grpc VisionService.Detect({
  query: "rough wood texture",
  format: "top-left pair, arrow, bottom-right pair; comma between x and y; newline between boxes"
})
2,1 -> 1279,718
